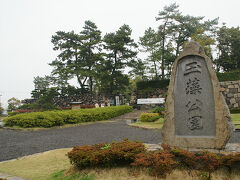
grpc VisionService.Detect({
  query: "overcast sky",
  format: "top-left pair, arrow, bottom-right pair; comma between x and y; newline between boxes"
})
0,0 -> 239,108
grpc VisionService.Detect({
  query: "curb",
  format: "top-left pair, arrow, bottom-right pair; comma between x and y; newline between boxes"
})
0,173 -> 26,180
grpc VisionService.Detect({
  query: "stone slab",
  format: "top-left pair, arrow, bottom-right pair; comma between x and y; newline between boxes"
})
162,41 -> 233,149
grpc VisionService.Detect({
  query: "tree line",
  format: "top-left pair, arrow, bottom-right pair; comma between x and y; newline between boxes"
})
32,3 -> 240,103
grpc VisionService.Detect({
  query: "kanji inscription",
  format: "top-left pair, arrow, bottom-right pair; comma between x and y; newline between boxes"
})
174,55 -> 215,136
185,78 -> 202,95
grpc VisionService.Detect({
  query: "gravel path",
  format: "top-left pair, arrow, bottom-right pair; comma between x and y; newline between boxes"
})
0,119 -> 239,162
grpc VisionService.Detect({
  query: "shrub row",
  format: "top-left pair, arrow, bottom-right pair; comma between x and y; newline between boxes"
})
139,112 -> 160,122
136,70 -> 240,93
217,69 -> 240,82
136,79 -> 170,90
230,108 -> 240,114
68,141 -> 240,178
4,105 -> 133,128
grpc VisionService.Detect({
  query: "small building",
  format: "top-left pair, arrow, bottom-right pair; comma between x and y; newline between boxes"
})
70,102 -> 83,110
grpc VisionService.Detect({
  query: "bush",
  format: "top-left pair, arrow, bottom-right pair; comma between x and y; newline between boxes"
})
151,107 -> 165,113
136,79 -> 170,90
67,141 -> 240,178
131,151 -> 177,177
67,139 -> 146,169
230,108 -> 240,114
221,153 -> 240,169
139,113 -> 160,122
18,103 -> 40,110
8,111 -> 21,116
4,105 -> 133,128
217,69 -> 240,82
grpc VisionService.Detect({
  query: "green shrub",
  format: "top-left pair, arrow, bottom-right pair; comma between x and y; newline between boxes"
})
4,105 -> 133,128
139,112 -> 160,122
67,139 -> 146,169
151,107 -> 165,113
8,111 -> 21,116
136,79 -> 170,90
230,108 -> 240,114
18,103 -> 40,110
217,69 -> 240,82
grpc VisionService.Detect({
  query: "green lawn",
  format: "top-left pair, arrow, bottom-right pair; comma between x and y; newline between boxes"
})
131,118 -> 164,129
232,113 -> 240,128
132,113 -> 240,129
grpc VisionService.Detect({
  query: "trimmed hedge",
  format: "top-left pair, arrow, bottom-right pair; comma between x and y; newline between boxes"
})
136,79 -> 170,90
230,108 -> 240,114
136,70 -> 240,93
139,112 -> 160,122
217,70 -> 240,82
4,105 -> 133,128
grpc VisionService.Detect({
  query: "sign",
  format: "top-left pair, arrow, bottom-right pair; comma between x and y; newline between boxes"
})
137,98 -> 165,104
115,96 -> 120,106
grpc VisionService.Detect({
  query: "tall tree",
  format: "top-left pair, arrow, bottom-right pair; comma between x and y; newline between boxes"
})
100,24 -> 138,95
7,97 -> 21,112
156,3 -> 179,79
216,25 -> 240,72
31,75 -> 52,99
50,20 -> 102,92
0,103 -> 4,115
139,27 -> 162,79
79,20 -> 102,92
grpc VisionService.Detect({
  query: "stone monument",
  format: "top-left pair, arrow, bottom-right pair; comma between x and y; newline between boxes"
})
162,41 -> 233,149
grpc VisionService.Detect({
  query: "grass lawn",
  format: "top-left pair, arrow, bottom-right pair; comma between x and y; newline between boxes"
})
130,118 -> 164,129
132,113 -> 240,129
231,113 -> 240,128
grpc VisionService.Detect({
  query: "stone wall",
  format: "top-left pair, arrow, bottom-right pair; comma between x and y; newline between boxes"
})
22,93 -> 124,107
220,81 -> 240,109
131,81 -> 240,109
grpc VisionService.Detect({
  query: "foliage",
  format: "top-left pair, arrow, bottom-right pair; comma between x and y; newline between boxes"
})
97,24 -> 137,95
37,87 -> 59,110
67,139 -> 146,169
0,103 -> 4,115
50,20 -> 102,91
151,107 -> 165,114
7,97 -> 21,112
169,146 -> 197,169
221,153 -> 240,169
217,69 -> 240,82
139,113 -> 160,122
230,108 -> 240,114
136,79 -> 170,90
8,111 -> 21,116
139,3 -> 218,79
66,140 -> 240,178
18,103 -> 40,110
4,105 -> 133,128
215,25 -> 240,72
131,151 -> 177,177
195,151 -> 220,173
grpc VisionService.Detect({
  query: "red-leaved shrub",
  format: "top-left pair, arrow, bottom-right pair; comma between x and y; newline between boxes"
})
67,139 -> 146,169
131,151 -> 177,177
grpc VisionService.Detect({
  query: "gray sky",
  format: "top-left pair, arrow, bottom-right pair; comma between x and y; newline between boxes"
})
0,0 -> 239,108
